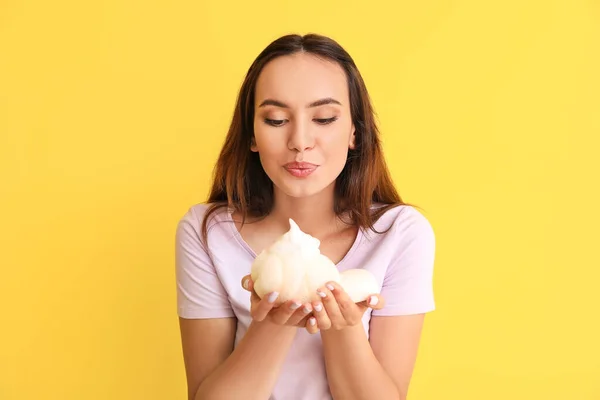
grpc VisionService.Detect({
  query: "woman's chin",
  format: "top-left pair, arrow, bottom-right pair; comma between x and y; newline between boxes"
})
274,178 -> 335,200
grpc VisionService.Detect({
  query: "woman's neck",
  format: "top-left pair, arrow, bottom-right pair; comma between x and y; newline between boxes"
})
269,186 -> 340,238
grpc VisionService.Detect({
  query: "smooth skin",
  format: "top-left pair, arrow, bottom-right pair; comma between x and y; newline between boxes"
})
179,52 -> 427,400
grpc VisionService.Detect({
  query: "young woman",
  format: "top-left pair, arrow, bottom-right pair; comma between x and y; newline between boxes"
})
176,33 -> 436,400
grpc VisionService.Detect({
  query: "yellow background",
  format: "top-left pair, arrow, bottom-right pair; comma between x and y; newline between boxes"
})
1,0 -> 599,399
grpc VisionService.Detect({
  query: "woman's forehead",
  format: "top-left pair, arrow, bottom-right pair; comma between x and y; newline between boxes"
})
255,53 -> 349,108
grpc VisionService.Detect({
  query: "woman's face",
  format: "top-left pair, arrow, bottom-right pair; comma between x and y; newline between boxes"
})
252,52 -> 356,199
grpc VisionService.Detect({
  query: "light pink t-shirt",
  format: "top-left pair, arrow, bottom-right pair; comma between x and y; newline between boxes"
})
175,203 -> 436,400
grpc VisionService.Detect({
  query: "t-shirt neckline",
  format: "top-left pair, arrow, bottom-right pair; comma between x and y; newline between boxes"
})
224,208 -> 363,269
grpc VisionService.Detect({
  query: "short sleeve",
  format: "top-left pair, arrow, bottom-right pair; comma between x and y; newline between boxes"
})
175,207 -> 235,319
371,208 -> 436,316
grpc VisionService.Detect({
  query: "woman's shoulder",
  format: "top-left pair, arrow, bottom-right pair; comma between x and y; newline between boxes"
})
177,202 -> 231,238
370,203 -> 435,241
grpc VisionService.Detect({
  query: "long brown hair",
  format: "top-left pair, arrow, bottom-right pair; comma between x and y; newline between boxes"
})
201,33 -> 409,242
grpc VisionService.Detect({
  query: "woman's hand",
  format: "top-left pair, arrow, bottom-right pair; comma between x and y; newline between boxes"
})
305,281 -> 385,334
241,275 -> 313,327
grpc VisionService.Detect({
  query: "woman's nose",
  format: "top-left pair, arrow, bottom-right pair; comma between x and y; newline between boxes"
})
287,120 -> 315,152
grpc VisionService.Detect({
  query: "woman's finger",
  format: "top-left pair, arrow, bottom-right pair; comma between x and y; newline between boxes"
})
305,316 -> 319,334
360,294 -> 385,311
246,278 -> 263,310
251,291 -> 279,321
286,303 -> 313,326
270,299 -> 302,325
249,288 -> 262,309
326,281 -> 362,325
316,286 -> 343,328
294,313 -> 312,328
311,300 -> 332,330
241,275 -> 253,292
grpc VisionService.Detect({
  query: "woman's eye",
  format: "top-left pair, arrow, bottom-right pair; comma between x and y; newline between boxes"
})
314,117 -> 338,125
264,118 -> 286,127
264,117 -> 338,126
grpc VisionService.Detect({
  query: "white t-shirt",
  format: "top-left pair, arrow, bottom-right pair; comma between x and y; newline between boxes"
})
176,202 -> 436,399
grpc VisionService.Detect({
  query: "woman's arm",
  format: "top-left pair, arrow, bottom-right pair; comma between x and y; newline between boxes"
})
180,316 -> 297,400
319,207 -> 436,399
320,314 -> 426,400
176,208 -> 315,400
182,277 -> 313,400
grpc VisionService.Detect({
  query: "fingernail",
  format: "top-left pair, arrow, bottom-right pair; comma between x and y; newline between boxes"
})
290,301 -> 301,310
243,279 -> 249,290
309,317 -> 316,326
369,296 -> 379,306
314,303 -> 323,312
303,305 -> 312,313
267,292 -> 279,303
317,290 -> 326,298
326,283 -> 334,291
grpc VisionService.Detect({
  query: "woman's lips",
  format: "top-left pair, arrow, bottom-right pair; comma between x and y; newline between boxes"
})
284,162 -> 318,178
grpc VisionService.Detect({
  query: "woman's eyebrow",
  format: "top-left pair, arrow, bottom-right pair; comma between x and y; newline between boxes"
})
258,97 -> 342,108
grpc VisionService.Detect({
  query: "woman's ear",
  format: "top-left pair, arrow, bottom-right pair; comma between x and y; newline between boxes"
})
348,124 -> 356,149
250,137 -> 258,152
